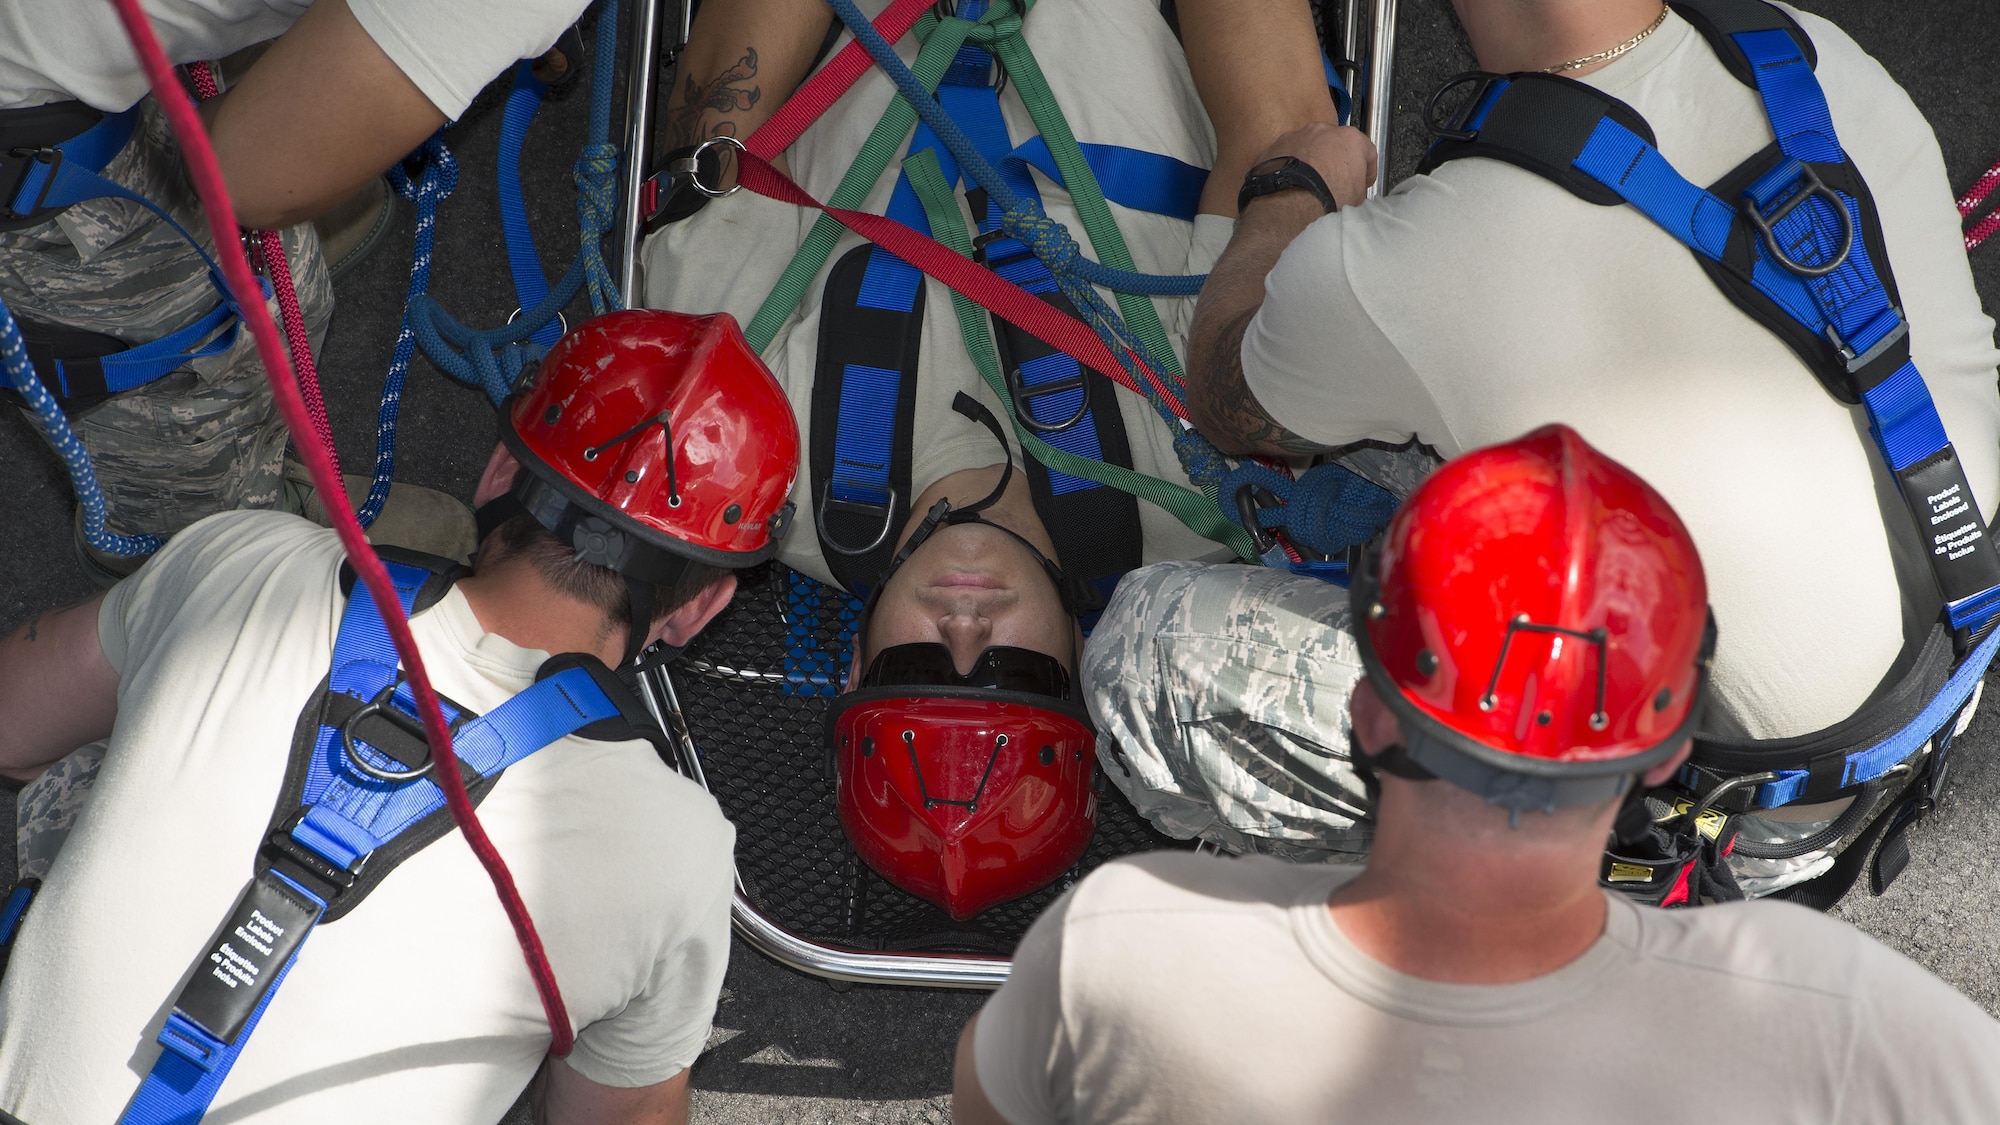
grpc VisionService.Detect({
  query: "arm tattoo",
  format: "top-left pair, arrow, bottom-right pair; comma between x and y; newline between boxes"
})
663,48 -> 762,151
22,614 -> 38,643
1190,308 -> 1336,457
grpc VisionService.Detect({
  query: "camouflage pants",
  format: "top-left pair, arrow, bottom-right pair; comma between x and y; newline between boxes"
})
0,100 -> 333,539
15,743 -> 103,884
1083,561 -> 1375,861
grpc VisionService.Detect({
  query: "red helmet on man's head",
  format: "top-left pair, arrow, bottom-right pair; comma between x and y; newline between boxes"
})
1352,424 -> 1713,814
830,682 -> 1096,921
496,309 -> 800,660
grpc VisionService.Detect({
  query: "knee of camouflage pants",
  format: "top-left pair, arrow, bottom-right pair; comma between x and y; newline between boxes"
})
1,101 -> 334,541
1083,560 -> 1375,861
16,743 -> 105,884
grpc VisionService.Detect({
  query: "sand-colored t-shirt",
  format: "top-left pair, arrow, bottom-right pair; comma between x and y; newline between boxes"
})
975,852 -> 2000,1123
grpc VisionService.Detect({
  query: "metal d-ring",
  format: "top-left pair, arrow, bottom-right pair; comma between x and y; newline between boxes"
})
1743,165 -> 1854,278
507,306 -> 568,339
817,481 -> 899,558
340,684 -> 436,782
690,136 -> 746,198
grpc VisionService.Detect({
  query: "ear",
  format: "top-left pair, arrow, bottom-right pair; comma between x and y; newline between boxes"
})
1347,677 -> 1402,755
649,573 -> 738,649
474,443 -> 521,508
1640,739 -> 1694,789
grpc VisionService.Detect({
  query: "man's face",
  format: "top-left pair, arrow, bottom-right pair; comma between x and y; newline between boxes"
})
857,521 -> 1077,679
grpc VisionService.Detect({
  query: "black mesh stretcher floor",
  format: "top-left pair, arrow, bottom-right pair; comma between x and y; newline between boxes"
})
658,563 -> 1185,960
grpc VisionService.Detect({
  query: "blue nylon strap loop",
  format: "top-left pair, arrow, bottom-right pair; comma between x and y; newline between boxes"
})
499,61 -> 564,348
1862,360 -> 1950,472
5,107 -> 136,215
1756,619 -> 2000,809
1003,138 -> 1206,222
1573,119 -> 1735,260
830,361 -> 904,506
1734,30 -> 1841,164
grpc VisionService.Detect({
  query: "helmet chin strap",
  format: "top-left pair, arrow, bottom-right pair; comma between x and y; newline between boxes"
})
871,392 -> 1085,618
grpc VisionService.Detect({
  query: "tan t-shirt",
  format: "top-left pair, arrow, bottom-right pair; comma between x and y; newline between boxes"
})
0,512 -> 735,1124
1241,6 -> 2000,740
974,852 -> 2000,1124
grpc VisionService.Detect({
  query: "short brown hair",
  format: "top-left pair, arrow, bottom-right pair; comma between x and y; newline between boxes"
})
482,512 -> 729,637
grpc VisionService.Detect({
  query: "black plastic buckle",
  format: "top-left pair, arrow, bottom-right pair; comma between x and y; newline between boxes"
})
1741,159 -> 1854,278
3,145 -> 61,218
1825,313 -> 1909,393
1423,72 -> 1507,144
263,819 -> 362,897
1005,364 -> 1092,435
1232,480 -> 1284,559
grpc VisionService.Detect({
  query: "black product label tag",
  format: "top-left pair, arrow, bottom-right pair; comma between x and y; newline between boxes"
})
1900,449 -> 2000,606
171,872 -> 323,1045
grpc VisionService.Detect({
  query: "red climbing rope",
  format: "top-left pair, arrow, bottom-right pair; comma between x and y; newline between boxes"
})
1957,154 -> 2000,251
113,1 -> 575,1055
185,61 -> 342,476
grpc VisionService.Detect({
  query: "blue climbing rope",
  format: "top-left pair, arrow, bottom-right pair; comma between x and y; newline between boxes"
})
1219,460 -> 1398,559
409,0 -> 624,398
0,295 -> 163,557
357,135 -> 460,526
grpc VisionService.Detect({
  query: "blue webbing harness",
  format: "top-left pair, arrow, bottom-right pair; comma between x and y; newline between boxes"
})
114,559 -> 643,1124
813,0 -> 1205,603
1420,0 -> 2000,818
1,106 -> 254,405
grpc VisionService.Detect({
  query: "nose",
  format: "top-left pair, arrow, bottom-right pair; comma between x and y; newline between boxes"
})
936,606 -> 995,675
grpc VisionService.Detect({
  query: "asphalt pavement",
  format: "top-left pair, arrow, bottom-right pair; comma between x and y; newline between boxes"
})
2,1 -> 1998,1120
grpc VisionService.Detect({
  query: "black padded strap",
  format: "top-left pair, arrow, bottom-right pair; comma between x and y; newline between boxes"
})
337,547 -> 473,614
811,244 -> 927,594
1668,0 -> 1816,87
1418,74 -> 1657,206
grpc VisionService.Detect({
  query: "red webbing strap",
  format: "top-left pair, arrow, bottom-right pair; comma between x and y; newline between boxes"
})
744,0 -> 933,160
736,151 -> 1188,419
109,0 -> 576,1055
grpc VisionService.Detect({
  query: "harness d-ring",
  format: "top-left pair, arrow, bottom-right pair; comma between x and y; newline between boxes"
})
506,306 -> 568,339
817,480 -> 900,557
1422,71 -> 1505,143
1743,163 -> 1854,278
341,683 -> 437,782
690,136 -> 746,198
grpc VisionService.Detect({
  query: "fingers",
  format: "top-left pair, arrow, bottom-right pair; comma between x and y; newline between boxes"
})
1251,122 -> 1378,209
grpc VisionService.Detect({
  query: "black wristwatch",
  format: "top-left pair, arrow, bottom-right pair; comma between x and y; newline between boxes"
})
1237,156 -> 1339,215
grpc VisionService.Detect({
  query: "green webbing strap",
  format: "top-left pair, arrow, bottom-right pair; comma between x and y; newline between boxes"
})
982,29 -> 1186,390
904,151 -> 1255,559
742,6 -> 1001,350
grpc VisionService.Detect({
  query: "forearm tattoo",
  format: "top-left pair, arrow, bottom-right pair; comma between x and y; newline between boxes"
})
1191,308 -> 1336,457
663,48 -> 763,151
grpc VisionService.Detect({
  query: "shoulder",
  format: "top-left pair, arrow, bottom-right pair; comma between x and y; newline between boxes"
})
530,737 -> 736,897
1627,897 -> 1974,1004
104,512 -> 339,641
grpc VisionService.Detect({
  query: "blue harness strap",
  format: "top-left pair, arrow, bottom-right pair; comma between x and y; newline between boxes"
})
4,107 -> 254,402
118,562 -> 624,1125
1419,0 -> 2000,808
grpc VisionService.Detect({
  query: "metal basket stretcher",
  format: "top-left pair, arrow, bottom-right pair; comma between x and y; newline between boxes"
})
612,0 -> 1401,990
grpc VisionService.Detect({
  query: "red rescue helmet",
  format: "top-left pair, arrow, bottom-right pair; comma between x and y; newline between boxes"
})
496,309 -> 800,660
828,652 -> 1097,921
826,403 -> 1099,920
1351,424 -> 1714,815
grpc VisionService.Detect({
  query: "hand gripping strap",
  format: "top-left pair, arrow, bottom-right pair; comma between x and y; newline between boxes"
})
120,564 -> 625,1125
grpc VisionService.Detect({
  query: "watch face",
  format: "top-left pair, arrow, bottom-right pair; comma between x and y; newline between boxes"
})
1248,156 -> 1296,178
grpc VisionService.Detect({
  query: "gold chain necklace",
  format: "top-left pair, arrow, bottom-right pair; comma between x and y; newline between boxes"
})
1542,6 -> 1670,74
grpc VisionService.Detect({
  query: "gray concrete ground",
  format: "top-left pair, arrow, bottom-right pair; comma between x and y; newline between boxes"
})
2,1 -> 1998,1120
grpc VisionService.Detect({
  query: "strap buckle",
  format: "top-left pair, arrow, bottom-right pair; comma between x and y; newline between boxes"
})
817,481 -> 900,558
1825,312 -> 1908,381
1740,158 -> 1854,278
263,821 -> 363,895
3,145 -> 61,217
1005,364 -> 1092,435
